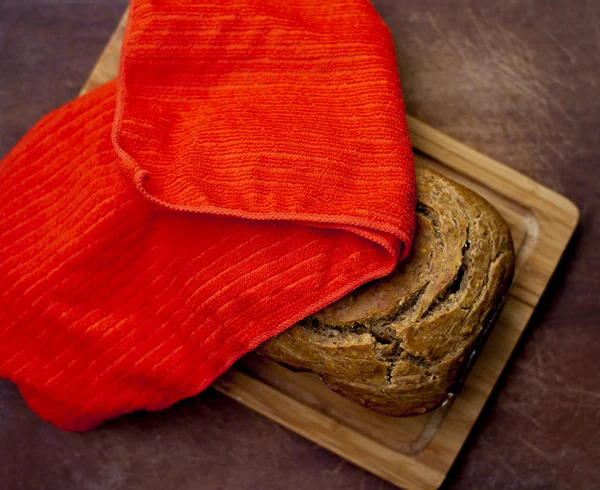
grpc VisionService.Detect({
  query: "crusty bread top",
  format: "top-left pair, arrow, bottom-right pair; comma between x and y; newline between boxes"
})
258,166 -> 515,415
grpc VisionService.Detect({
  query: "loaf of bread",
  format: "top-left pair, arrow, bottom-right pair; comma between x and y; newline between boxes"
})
257,166 -> 515,416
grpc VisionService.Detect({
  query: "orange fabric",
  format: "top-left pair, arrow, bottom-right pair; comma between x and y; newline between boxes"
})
0,0 -> 415,431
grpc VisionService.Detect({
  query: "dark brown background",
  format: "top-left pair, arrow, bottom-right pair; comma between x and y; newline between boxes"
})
1,1 -> 598,489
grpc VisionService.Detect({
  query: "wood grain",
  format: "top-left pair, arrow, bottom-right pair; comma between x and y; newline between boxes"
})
79,10 -> 579,490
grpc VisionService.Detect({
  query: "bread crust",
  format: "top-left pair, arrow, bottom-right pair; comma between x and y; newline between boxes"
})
257,166 -> 515,416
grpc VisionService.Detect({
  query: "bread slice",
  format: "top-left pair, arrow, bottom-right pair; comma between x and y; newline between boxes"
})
257,166 -> 515,416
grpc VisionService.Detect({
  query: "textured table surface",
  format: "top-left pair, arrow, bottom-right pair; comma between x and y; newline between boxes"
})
1,1 -> 598,489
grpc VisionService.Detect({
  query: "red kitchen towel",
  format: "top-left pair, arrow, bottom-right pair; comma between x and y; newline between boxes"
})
0,0 -> 415,431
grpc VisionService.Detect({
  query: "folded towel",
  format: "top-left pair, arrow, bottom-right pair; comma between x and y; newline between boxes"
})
0,0 -> 415,430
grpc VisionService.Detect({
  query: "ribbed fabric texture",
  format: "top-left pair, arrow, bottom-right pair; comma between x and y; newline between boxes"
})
0,0 -> 415,431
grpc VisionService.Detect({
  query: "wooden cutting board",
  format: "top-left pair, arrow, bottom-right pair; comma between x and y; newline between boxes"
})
81,12 -> 579,490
